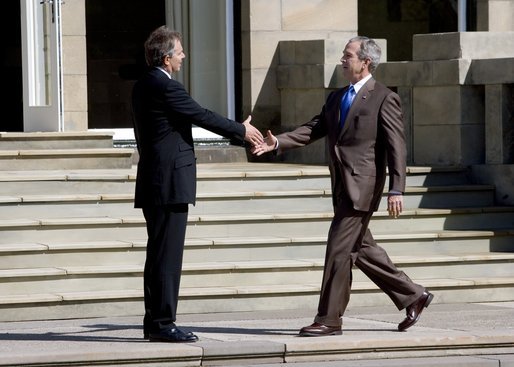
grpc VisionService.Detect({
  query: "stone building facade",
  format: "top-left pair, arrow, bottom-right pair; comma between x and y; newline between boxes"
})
3,0 -> 513,203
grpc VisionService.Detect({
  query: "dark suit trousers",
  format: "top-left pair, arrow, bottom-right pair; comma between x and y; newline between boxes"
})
314,197 -> 425,327
142,204 -> 188,331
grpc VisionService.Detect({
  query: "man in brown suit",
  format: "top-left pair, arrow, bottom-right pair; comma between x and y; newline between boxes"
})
252,36 -> 433,336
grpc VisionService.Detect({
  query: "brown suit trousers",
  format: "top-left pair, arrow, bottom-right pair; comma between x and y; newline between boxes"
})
314,195 -> 424,327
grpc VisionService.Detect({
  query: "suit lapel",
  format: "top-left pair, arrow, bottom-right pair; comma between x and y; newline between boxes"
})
338,78 -> 375,138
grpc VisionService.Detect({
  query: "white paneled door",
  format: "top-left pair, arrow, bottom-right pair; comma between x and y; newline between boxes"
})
20,0 -> 63,132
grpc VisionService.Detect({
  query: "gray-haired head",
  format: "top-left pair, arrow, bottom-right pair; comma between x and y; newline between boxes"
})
348,36 -> 381,73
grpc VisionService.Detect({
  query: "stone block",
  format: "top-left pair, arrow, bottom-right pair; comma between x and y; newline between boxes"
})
280,137 -> 328,165
294,40 -> 329,65
63,75 -> 88,111
327,64 -> 345,89
277,65 -> 326,89
61,0 -> 85,36
485,85 -> 504,164
281,0 -> 357,31
248,68 -> 281,106
280,90 -> 297,125
62,36 -> 87,75
63,112 -> 88,131
247,31 -> 346,70
280,89 -> 326,126
413,86 -> 484,126
279,41 -> 296,65
468,58 -> 514,85
472,164 -> 514,205
375,61 -> 432,87
485,84 -> 514,164
240,0 -> 250,32
413,32 -> 514,61
296,89 -> 326,121
413,124 -> 485,165
461,122 -> 486,164
488,0 -> 514,31
397,87 -> 413,164
432,59 -> 471,85
248,0 -> 282,31
244,105 -> 281,134
279,39 -> 346,65
241,31 -> 251,70
376,59 -> 473,87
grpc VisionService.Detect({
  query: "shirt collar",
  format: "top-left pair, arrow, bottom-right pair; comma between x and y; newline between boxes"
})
156,66 -> 172,79
350,74 -> 372,94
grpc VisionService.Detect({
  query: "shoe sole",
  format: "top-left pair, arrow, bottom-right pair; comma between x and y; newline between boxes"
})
148,336 -> 198,343
424,292 -> 434,309
299,330 -> 342,337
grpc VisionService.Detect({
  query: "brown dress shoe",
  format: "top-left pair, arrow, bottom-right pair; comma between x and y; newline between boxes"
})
398,290 -> 434,331
299,322 -> 342,337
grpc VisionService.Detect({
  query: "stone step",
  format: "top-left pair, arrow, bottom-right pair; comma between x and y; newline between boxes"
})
0,131 -> 115,150
0,161 -> 509,326
0,164 -> 472,196
1,305 -> 513,367
0,148 -> 135,170
1,253 -> 513,296
0,169 -> 136,195
1,276 -> 514,322
0,184 -> 495,219
194,144 -> 249,163
1,229 -> 513,269
0,207 -> 513,243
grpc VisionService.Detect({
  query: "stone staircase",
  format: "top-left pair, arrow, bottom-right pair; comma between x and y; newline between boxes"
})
0,132 -> 513,322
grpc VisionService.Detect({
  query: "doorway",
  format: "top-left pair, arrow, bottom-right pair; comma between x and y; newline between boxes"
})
86,0 -> 237,142
85,0 -> 164,130
1,1 -> 23,132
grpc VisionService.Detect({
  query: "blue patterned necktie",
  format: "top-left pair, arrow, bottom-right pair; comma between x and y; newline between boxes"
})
340,85 -> 356,128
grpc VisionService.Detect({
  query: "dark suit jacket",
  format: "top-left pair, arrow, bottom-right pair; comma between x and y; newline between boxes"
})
277,78 -> 406,212
132,67 -> 246,208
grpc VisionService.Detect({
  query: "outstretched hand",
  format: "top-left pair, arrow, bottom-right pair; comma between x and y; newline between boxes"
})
251,130 -> 277,156
242,115 -> 264,146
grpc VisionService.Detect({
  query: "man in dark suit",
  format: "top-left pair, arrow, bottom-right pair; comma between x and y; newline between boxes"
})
132,25 -> 263,343
252,36 -> 433,336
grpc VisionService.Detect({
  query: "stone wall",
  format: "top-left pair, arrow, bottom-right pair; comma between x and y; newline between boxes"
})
477,0 -> 514,31
240,0 -> 357,137
62,0 -> 88,131
375,32 -> 514,167
375,31 -> 514,206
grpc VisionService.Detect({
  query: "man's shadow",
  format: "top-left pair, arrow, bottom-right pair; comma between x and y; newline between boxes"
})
0,323 -> 300,343
0,323 -> 398,343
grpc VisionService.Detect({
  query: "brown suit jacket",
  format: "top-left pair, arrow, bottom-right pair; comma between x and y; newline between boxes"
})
277,78 -> 406,212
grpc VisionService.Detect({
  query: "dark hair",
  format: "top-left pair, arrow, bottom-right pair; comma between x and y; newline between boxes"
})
144,25 -> 182,67
348,36 -> 381,73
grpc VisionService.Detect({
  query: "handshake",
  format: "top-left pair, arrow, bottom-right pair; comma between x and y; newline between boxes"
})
242,115 -> 277,157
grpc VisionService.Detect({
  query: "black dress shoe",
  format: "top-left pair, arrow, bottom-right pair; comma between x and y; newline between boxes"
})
299,322 -> 342,337
148,325 -> 199,343
398,290 -> 434,331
